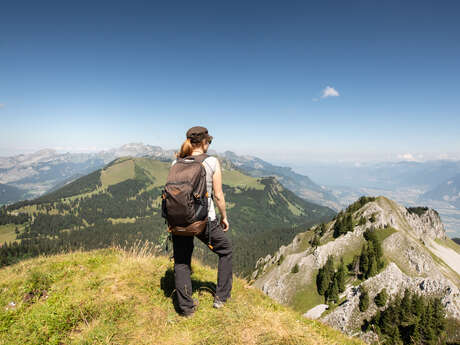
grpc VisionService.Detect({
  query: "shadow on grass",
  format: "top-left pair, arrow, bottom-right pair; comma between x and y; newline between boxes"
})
160,267 -> 216,314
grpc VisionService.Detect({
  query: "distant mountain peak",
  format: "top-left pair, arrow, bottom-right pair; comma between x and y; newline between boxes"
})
34,148 -> 58,156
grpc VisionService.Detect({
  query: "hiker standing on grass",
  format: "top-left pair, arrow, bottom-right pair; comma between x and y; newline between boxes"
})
163,126 -> 232,317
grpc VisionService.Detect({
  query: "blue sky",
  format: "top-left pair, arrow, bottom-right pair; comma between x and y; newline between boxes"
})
1,0 -> 459,163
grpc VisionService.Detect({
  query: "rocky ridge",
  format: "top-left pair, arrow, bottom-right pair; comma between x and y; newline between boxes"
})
252,196 -> 460,343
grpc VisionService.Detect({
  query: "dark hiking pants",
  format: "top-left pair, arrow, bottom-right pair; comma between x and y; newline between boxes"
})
172,219 -> 232,314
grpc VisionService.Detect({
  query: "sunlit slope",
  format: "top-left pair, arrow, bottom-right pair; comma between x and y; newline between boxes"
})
0,248 -> 366,345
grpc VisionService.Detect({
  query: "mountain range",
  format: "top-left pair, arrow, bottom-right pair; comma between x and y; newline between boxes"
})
0,144 -> 174,199
0,143 -> 340,211
2,144 -> 460,237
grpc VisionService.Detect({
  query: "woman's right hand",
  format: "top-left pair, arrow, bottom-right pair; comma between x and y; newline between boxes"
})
220,217 -> 229,232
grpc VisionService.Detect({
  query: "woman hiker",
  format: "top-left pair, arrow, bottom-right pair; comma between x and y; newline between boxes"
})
169,126 -> 233,317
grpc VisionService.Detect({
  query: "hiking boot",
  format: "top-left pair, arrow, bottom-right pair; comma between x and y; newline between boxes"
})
213,299 -> 225,309
181,299 -> 199,317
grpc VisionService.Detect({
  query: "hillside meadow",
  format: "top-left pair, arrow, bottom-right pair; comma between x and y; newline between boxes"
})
0,245 -> 366,345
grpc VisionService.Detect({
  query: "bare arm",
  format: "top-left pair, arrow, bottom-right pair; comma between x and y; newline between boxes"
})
212,159 -> 229,231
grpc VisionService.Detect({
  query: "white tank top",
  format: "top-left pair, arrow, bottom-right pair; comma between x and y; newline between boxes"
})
171,155 -> 218,221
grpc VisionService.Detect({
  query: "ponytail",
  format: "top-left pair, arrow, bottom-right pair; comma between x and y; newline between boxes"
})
176,138 -> 209,158
177,138 -> 193,158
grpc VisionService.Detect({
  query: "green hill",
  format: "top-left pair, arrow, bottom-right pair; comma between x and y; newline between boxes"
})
0,247 -> 365,345
0,156 -> 335,276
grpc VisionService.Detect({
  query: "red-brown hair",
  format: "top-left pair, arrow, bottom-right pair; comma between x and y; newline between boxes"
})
176,138 -> 208,158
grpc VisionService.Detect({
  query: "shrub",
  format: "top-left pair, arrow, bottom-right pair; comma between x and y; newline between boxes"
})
277,255 -> 285,265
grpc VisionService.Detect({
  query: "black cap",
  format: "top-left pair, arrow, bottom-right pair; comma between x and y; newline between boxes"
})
186,126 -> 213,144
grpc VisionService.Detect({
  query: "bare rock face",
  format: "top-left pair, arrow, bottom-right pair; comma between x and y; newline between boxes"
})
252,196 -> 460,343
404,208 -> 447,241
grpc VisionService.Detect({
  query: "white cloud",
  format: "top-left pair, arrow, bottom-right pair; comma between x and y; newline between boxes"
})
321,86 -> 340,98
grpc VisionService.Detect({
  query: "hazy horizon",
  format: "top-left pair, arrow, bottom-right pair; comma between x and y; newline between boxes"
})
2,141 -> 460,166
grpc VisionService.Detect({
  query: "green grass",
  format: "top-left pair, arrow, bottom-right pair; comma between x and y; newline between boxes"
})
374,226 -> 398,243
134,158 -> 170,187
290,271 -> 325,313
293,231 -> 315,253
0,247 -> 366,345
0,224 -> 21,243
101,158 -> 135,187
281,194 -> 304,216
340,243 -> 364,270
222,170 -> 264,190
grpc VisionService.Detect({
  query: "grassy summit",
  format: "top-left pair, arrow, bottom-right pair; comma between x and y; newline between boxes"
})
0,247 -> 365,345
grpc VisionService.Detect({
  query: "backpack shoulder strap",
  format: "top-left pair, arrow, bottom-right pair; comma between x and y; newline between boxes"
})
184,153 -> 209,163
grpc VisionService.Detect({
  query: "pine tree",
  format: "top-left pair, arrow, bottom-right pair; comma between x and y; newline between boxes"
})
400,289 -> 412,325
317,255 -> 334,298
367,255 -> 377,278
333,217 -> 343,237
431,298 -> 446,337
329,275 -> 339,303
351,255 -> 360,279
336,258 -> 346,293
345,213 -> 353,233
316,267 -> 328,296
359,244 -> 369,276
319,223 -> 326,236
359,287 -> 369,312
310,234 -> 320,247
374,288 -> 387,307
